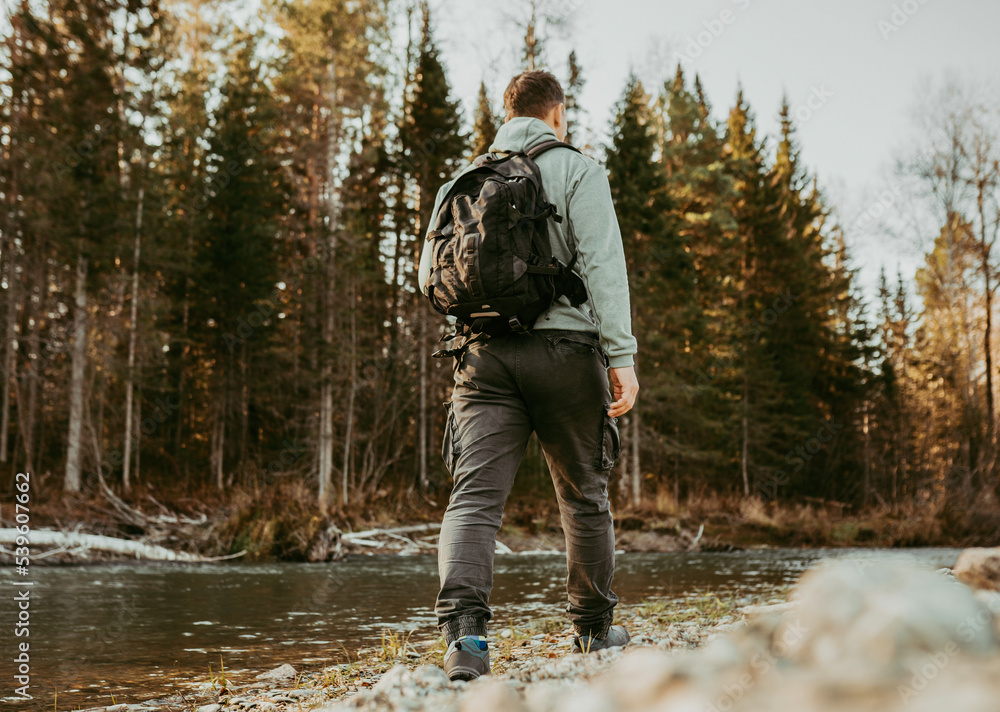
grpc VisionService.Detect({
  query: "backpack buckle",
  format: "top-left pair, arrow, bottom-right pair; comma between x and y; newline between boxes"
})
508,316 -> 529,334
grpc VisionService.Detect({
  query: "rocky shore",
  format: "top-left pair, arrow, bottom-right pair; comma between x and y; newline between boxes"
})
68,547 -> 1000,712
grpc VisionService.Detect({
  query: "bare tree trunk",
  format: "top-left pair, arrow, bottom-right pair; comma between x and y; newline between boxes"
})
133,383 -> 142,486
342,286 -> 356,506
862,401 -> 871,507
122,187 -> 143,494
65,252 -> 89,492
630,405 -> 641,508
20,274 -> 41,477
976,172 -> 997,461
212,389 -> 226,491
740,371 -> 749,497
317,54 -> 340,514
88,371 -> 105,488
0,247 -> 17,464
418,310 -> 428,492
239,340 -> 249,474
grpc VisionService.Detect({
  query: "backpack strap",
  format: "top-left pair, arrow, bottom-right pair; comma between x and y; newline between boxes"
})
525,140 -> 581,160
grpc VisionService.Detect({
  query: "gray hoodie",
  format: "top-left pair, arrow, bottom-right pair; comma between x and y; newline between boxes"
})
418,116 -> 637,368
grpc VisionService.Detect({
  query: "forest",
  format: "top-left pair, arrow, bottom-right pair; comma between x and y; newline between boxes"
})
2,0 -> 999,552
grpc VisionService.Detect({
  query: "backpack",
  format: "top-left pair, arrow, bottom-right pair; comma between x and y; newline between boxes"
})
423,139 -> 588,353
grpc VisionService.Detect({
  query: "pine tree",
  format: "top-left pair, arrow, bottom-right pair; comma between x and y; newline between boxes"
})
400,1 -> 467,492
471,80 -> 498,157
606,74 -> 679,506
656,66 -> 737,498
195,28 -> 289,489
724,88 -> 796,498
564,50 -> 585,146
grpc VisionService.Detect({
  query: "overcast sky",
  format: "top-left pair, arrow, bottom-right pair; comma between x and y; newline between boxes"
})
429,0 -> 1000,299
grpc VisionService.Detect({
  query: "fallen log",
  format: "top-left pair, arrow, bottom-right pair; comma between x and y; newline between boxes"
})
0,528 -> 245,563
343,523 -> 441,539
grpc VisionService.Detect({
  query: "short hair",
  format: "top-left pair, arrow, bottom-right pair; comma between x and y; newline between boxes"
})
503,71 -> 565,121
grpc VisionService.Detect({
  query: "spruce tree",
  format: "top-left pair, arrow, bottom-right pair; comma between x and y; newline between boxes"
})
399,1 -> 466,492
606,74 -> 678,505
194,28 -> 288,488
656,66 -> 737,497
471,80 -> 499,157
564,50 -> 585,146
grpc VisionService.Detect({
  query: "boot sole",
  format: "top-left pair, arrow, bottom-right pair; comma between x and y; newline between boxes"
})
446,665 -> 488,681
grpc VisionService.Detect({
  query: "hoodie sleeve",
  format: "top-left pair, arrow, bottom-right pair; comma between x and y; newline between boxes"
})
566,160 -> 638,369
418,183 -> 450,297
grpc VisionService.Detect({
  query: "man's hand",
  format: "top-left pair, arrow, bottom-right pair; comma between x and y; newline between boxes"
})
608,366 -> 639,418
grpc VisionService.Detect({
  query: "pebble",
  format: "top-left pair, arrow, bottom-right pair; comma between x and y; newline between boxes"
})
255,663 -> 298,682
195,705 -> 220,712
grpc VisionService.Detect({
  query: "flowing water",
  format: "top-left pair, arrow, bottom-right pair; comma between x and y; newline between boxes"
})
0,546 -> 962,710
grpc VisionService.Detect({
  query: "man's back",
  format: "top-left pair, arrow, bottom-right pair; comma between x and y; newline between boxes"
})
418,116 -> 637,369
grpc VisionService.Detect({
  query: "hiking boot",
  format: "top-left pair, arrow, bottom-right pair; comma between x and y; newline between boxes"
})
443,635 -> 490,681
572,624 -> 631,654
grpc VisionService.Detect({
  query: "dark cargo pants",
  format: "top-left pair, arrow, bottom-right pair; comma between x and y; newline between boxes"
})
434,329 -> 622,643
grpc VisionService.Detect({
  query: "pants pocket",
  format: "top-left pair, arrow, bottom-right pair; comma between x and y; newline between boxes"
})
541,332 -> 600,357
597,411 -> 621,471
442,401 -> 461,475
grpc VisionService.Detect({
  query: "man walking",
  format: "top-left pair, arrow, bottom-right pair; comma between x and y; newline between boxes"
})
418,70 -> 639,681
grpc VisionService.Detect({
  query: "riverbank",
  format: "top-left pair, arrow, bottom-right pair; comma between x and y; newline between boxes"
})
9,485 -> 998,565
102,586 -> 790,712
66,548 -> 1000,712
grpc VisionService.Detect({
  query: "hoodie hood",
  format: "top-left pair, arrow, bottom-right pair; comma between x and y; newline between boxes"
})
489,116 -> 558,153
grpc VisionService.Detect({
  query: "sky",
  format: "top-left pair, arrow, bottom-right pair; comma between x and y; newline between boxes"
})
427,0 -> 1000,300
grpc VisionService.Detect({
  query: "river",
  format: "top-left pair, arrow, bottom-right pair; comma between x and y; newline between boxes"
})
0,546 -> 962,710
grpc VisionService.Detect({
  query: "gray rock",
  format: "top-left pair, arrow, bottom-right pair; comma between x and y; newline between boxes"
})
255,663 -> 298,682
195,705 -> 221,712
741,600 -> 799,621
785,559 -> 1000,683
412,664 -> 451,690
457,679 -> 525,712
954,547 -> 1000,591
285,689 -> 319,699
371,664 -> 411,696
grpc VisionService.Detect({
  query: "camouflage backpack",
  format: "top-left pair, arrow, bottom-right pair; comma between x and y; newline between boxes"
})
423,140 -> 588,353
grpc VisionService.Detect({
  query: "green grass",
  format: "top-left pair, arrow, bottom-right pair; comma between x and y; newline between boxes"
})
631,589 -> 741,625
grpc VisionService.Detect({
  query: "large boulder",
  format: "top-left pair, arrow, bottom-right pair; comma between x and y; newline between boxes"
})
953,547 -> 1000,591
561,559 -> 1000,712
